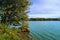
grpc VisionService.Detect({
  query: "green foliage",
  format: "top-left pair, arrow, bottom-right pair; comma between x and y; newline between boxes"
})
0,24 -> 31,40
0,0 -> 30,26
0,33 -> 11,40
0,0 -> 31,40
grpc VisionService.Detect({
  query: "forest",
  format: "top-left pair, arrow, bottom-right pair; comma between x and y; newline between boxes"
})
29,18 -> 60,21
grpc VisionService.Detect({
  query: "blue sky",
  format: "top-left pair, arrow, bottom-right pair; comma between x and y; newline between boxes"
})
28,0 -> 60,18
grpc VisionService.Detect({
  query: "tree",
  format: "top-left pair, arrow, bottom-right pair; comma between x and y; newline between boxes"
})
0,0 -> 31,40
0,0 -> 30,27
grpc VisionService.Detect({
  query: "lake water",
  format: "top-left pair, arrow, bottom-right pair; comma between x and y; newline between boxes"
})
29,21 -> 60,40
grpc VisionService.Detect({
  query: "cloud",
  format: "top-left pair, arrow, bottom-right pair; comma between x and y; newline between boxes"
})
29,13 -> 60,18
29,0 -> 60,18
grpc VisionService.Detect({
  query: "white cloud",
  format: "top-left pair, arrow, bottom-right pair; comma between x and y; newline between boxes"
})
29,0 -> 60,18
29,13 -> 60,18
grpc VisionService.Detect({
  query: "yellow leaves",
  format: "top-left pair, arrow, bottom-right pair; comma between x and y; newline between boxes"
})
0,23 -> 31,40
10,32 -> 12,34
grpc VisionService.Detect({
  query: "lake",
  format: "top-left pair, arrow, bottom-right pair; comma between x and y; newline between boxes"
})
29,21 -> 60,40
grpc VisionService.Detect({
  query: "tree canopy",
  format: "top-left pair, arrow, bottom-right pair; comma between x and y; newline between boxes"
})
0,0 -> 30,26
0,0 -> 31,40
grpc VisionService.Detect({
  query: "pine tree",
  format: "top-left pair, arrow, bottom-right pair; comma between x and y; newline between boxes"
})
0,0 -> 30,27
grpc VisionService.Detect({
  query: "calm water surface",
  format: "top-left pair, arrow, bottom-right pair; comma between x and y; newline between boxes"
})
29,21 -> 60,40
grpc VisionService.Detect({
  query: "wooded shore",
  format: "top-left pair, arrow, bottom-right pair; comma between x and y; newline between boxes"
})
29,18 -> 60,21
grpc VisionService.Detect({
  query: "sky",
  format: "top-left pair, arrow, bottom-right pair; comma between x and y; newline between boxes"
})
28,0 -> 60,18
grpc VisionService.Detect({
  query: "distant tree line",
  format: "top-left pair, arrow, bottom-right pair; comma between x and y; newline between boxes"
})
29,18 -> 60,21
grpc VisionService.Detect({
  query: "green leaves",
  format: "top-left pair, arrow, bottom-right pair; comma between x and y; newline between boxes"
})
0,1 -> 31,40
0,0 -> 30,25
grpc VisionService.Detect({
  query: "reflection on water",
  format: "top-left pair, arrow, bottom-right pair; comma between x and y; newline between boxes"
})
29,21 -> 60,40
